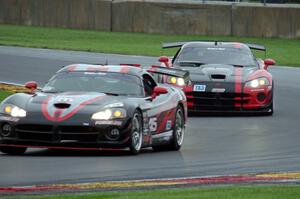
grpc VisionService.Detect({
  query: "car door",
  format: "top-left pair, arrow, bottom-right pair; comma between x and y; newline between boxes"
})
142,74 -> 178,137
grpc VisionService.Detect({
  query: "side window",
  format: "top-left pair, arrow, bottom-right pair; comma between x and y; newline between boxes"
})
172,48 -> 182,64
142,74 -> 157,97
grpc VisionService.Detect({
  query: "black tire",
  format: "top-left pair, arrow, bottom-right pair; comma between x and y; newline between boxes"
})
129,111 -> 143,155
170,106 -> 185,150
0,146 -> 27,155
264,100 -> 273,116
152,106 -> 185,151
263,85 -> 274,116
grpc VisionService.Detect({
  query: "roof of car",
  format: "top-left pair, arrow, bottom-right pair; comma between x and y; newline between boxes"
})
182,42 -> 250,51
57,64 -> 144,76
162,41 -> 266,52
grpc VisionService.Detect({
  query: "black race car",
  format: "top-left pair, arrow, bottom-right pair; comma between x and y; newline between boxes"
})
158,41 -> 275,115
0,64 -> 187,155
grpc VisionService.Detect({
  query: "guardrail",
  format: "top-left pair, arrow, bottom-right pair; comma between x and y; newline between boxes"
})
0,0 -> 299,38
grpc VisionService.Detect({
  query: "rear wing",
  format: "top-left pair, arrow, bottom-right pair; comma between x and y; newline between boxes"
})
162,41 -> 266,51
147,65 -> 190,85
147,65 -> 189,79
118,64 -> 189,78
243,43 -> 266,51
162,42 -> 188,49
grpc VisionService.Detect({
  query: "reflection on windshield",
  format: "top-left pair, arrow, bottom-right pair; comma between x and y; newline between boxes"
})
175,47 -> 256,66
42,72 -> 143,96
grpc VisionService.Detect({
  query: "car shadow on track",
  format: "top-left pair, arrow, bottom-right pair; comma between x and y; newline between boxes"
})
188,112 -> 271,117
0,147 -> 168,157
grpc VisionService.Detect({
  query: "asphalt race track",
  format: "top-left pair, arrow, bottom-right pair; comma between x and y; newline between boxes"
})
1,46 -> 300,187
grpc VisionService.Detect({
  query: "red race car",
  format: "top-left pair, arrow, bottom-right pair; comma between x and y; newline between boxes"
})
157,41 -> 275,115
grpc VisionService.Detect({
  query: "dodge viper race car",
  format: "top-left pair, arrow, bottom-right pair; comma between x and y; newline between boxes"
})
158,41 -> 275,115
0,64 -> 188,155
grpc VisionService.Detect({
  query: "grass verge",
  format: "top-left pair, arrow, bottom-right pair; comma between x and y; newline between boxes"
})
0,90 -> 12,102
0,25 -> 299,66
4,186 -> 300,199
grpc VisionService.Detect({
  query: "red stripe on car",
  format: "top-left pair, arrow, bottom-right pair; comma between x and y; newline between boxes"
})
42,96 -> 105,122
42,97 -> 55,121
156,108 -> 176,133
67,65 -> 77,72
57,96 -> 105,122
234,67 -> 243,107
120,66 -> 131,73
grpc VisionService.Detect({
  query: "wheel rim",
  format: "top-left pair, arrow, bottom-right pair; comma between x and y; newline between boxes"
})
131,114 -> 142,151
175,109 -> 184,146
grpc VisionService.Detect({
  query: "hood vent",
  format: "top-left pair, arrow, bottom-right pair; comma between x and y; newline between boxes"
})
211,74 -> 226,80
54,103 -> 71,109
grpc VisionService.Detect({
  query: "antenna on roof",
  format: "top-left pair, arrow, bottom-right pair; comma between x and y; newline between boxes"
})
214,41 -> 218,46
105,58 -> 108,65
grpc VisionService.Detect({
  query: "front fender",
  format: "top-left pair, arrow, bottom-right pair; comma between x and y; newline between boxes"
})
0,93 -> 32,110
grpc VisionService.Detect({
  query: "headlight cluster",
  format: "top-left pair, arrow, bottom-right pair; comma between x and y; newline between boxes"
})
91,108 -> 127,120
245,77 -> 269,88
3,105 -> 26,117
167,77 -> 186,86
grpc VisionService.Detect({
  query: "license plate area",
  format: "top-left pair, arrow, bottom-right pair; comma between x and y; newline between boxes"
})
193,85 -> 206,92
211,88 -> 226,93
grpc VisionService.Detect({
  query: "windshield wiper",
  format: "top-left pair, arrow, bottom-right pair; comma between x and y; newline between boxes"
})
103,92 -> 119,96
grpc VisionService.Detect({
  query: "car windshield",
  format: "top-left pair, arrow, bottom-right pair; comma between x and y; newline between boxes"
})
42,72 -> 143,96
175,47 -> 256,66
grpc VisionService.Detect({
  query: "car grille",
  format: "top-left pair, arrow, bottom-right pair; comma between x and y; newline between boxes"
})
15,124 -> 100,142
59,126 -> 99,142
17,124 -> 53,132
186,92 -> 251,111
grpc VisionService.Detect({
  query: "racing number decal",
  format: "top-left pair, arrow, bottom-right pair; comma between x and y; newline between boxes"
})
149,118 -> 157,132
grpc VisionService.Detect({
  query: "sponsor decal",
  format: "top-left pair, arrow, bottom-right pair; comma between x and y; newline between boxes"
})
207,47 -> 225,51
193,85 -> 206,92
211,88 -> 225,93
56,97 -> 73,103
166,120 -> 172,130
149,117 -> 157,132
0,116 -> 20,122
95,120 -> 122,126
104,102 -> 124,108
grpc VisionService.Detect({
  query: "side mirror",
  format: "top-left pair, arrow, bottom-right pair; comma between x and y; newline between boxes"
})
25,81 -> 37,93
151,86 -> 168,99
158,56 -> 171,68
264,59 -> 275,70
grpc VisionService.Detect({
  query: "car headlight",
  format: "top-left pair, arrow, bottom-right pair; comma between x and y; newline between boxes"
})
168,77 -> 186,86
245,77 -> 269,88
3,105 -> 27,117
91,108 -> 127,120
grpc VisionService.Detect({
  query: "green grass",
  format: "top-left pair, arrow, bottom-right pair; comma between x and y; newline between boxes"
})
0,25 -> 299,66
4,186 -> 300,199
0,90 -> 11,102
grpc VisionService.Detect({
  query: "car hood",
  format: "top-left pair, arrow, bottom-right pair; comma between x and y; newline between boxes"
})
179,64 -> 256,83
24,92 -> 129,122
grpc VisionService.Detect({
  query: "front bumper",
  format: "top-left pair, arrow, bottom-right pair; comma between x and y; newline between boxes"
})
184,86 -> 273,113
0,117 -> 131,149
